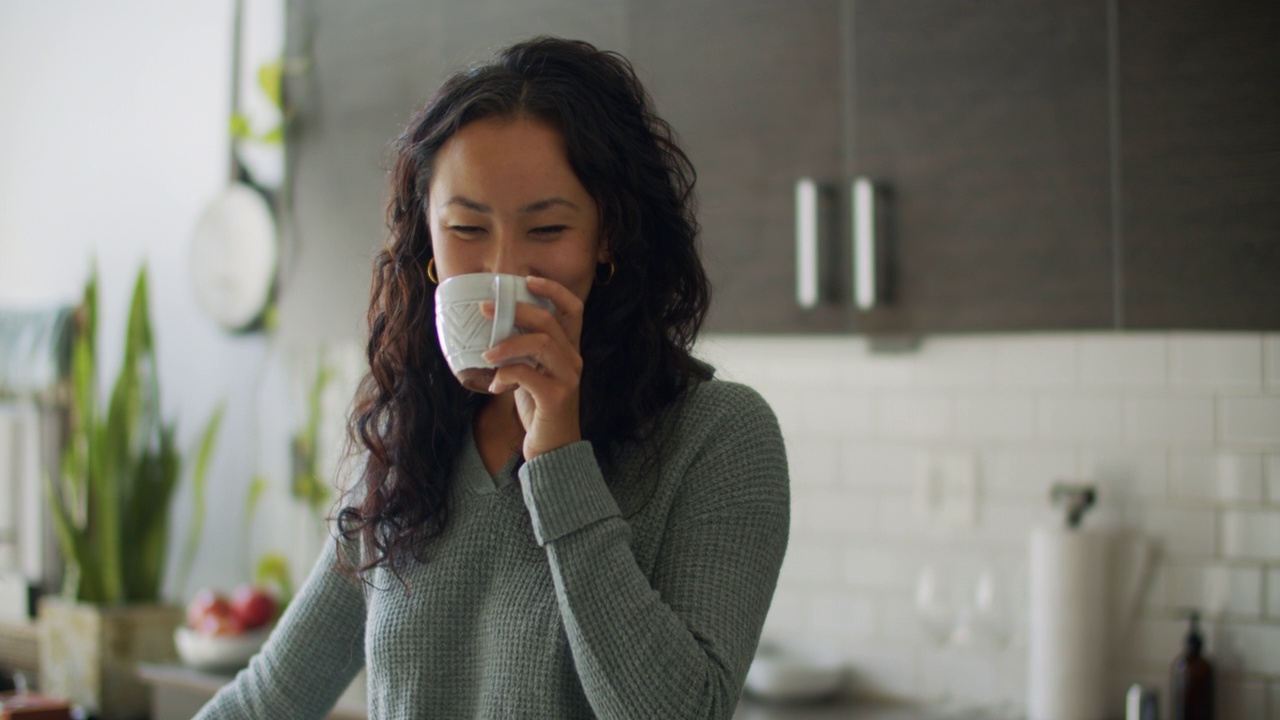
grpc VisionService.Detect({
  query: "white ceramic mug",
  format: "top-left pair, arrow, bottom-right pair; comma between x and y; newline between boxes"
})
435,273 -> 555,393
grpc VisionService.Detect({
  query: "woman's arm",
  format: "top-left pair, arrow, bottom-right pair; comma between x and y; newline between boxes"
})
194,538 -> 367,719
518,382 -> 789,719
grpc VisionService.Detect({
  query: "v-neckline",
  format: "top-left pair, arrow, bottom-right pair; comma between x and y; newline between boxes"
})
461,424 -> 521,495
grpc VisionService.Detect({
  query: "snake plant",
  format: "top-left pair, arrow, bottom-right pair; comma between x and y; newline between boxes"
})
46,266 -> 221,604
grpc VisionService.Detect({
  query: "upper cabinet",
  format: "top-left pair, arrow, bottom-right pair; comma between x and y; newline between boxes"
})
1117,2 -> 1280,329
852,1 -> 1115,333
281,1 -> 1280,340
635,0 -> 1279,333
630,0 -> 847,333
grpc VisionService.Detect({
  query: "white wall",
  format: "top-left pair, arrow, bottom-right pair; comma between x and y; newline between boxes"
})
0,0 -> 327,601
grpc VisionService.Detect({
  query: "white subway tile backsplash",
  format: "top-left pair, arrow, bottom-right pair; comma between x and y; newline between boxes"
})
841,443 -> 920,492
955,394 -> 1037,441
1038,395 -> 1124,442
807,590 -> 877,639
1130,506 -> 1217,558
711,332 -> 1280,709
760,587 -> 806,635
994,335 -> 1078,387
1168,564 -> 1263,618
1221,510 -> 1280,561
1221,622 -> 1280,675
1131,617 -> 1186,666
982,448 -> 1078,500
1269,568 -> 1280,619
1170,453 -> 1265,503
1083,450 -> 1169,501
1079,334 -> 1168,387
1215,678 -> 1268,720
1219,396 -> 1280,448
786,437 -> 842,489
792,489 -> 878,536
1266,333 -> 1280,389
791,388 -> 874,439
876,392 -> 953,440
842,545 -> 920,591
1170,334 -> 1264,389
913,338 -> 998,388
1125,395 -> 1216,445
778,539 -> 841,586
1269,455 -> 1280,504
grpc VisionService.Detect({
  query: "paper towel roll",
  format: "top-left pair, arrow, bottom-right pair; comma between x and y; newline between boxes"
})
1027,526 -> 1111,720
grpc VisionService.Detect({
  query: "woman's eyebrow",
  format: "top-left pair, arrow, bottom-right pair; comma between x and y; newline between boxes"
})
443,196 -> 490,213
441,196 -> 580,213
520,197 -> 579,213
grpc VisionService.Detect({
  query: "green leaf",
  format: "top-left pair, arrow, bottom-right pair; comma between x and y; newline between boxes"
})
254,552 -> 293,604
180,405 -> 224,587
230,113 -> 253,140
257,59 -> 284,110
246,475 -> 270,521
260,125 -> 284,145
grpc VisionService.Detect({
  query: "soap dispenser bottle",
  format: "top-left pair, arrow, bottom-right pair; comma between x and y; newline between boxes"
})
1171,611 -> 1213,720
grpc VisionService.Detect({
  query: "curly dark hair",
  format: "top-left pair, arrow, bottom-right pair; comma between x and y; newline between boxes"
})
338,37 -> 712,575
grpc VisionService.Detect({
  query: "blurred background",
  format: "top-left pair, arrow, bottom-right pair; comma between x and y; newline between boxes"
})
1,1 -> 1277,717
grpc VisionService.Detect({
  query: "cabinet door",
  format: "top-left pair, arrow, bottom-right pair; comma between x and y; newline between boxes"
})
852,0 -> 1115,333
630,0 -> 847,333
1118,2 -> 1280,329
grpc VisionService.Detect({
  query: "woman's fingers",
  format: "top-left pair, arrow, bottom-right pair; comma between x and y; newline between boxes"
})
525,275 -> 583,345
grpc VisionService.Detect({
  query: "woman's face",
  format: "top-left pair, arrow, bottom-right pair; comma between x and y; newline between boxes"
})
427,116 -> 605,302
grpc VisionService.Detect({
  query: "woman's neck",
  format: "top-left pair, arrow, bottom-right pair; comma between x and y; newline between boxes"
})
474,392 -> 525,475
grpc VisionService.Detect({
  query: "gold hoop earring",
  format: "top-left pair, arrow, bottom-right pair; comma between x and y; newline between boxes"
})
596,260 -> 616,286
426,257 -> 439,284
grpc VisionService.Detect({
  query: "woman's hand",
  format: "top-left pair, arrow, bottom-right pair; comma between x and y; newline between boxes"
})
481,276 -> 585,460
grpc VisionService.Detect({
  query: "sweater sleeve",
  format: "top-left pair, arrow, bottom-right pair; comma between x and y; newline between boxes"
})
518,382 -> 790,719
193,537 -> 367,720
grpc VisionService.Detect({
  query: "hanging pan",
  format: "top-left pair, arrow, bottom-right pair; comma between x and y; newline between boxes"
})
189,0 -> 279,333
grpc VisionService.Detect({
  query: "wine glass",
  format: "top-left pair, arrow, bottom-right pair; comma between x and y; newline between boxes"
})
914,564 -> 962,646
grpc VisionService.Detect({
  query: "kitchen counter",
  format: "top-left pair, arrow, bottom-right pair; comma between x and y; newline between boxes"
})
735,698 -> 1014,720
139,664 -> 977,720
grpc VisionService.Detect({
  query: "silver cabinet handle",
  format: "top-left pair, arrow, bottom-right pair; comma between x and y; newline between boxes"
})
795,178 -> 819,309
853,177 -> 876,310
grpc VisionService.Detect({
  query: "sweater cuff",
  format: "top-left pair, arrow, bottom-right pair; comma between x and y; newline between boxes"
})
519,441 -> 619,546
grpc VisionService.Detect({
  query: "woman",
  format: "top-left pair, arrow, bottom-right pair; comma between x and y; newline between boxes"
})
197,37 -> 788,719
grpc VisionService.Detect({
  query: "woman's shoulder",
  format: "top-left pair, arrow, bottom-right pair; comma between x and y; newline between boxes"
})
665,377 -> 783,448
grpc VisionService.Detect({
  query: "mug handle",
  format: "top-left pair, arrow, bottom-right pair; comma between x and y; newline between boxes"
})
489,274 -> 517,347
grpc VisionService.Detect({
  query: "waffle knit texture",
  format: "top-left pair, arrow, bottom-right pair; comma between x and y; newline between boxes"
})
194,379 -> 789,719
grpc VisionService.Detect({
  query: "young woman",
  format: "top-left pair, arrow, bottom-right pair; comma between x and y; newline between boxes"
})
197,37 -> 789,719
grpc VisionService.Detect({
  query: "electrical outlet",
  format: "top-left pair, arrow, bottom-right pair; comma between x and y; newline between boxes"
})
915,453 -> 978,528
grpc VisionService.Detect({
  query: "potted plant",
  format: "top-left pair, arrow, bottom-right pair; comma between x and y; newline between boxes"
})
38,266 -> 221,720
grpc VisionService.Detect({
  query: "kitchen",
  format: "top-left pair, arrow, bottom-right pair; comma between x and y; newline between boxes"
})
0,1 -> 1277,719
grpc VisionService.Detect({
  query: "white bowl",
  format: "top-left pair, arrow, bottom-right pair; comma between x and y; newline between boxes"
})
745,648 -> 846,702
174,626 -> 270,673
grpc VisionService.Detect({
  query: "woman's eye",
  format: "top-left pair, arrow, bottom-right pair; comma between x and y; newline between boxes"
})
449,225 -> 484,235
531,225 -> 568,237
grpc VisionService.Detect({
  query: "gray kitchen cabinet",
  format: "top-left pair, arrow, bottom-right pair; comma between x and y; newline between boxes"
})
850,0 -> 1116,333
629,0 -> 848,333
1117,1 -> 1280,329
281,1 -> 1280,340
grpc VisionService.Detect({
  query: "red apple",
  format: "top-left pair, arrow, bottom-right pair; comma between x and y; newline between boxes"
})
230,585 -> 277,630
186,588 -> 244,636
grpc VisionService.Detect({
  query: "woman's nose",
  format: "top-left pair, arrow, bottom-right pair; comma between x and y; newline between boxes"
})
486,234 -> 526,276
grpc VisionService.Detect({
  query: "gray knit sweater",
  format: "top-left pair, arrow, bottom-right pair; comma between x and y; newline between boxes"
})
195,380 -> 789,719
